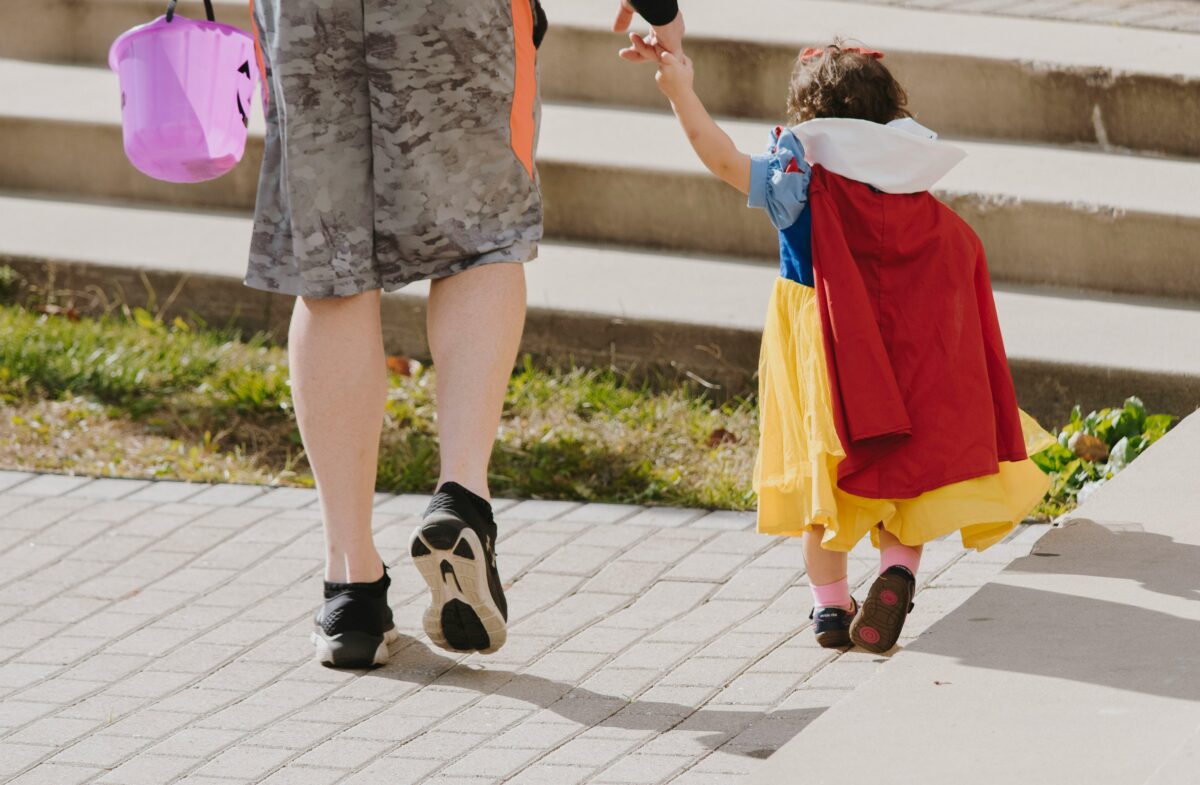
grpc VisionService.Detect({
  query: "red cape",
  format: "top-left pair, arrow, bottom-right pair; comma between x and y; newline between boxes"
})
809,165 -> 1029,499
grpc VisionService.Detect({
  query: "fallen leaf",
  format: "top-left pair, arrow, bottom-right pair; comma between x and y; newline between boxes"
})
386,355 -> 415,376
707,428 -> 739,447
1068,432 -> 1109,462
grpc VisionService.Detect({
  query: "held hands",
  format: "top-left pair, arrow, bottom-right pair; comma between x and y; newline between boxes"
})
617,7 -> 748,196
610,3 -> 693,103
654,50 -> 694,101
614,0 -> 686,61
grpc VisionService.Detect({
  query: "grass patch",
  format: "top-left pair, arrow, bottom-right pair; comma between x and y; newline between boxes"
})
4,397 -> 287,485
0,304 -> 755,509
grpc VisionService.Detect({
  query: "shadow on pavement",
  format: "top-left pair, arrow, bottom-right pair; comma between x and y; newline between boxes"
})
1008,519 -> 1200,602
906,519 -> 1200,702
365,640 -> 830,758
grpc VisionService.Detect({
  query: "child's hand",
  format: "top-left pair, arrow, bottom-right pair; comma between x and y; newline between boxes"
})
655,50 -> 695,101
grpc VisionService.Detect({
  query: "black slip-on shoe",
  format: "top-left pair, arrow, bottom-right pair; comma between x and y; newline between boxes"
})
410,482 -> 508,654
809,598 -> 859,649
312,567 -> 398,668
850,566 -> 916,654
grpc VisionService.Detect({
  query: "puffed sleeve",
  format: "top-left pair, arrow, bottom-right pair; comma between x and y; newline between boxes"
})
747,128 -> 812,231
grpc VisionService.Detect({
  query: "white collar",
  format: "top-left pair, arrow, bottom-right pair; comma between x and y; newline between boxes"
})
789,117 -> 966,194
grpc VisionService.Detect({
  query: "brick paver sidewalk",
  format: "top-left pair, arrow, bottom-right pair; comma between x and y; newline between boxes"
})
865,0 -> 1200,32
0,471 -> 1046,784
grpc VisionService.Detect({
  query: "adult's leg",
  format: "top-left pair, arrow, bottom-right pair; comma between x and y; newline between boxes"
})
427,263 -> 527,500
409,263 -> 525,654
290,290 -> 387,583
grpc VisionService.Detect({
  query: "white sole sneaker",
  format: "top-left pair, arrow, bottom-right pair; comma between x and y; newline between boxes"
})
311,627 -> 400,668
410,522 -> 507,654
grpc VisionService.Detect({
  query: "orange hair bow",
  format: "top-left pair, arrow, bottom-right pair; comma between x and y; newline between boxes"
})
800,46 -> 885,60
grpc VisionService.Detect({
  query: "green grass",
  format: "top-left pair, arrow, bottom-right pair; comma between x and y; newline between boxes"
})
0,304 -> 755,508
0,300 -> 1173,515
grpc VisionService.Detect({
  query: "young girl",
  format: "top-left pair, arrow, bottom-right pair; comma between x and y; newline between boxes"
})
654,43 -> 1053,653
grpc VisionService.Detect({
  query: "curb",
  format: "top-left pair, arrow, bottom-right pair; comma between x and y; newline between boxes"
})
5,255 -> 1199,424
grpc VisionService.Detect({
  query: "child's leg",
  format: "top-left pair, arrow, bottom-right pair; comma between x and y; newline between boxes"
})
877,527 -> 922,578
804,526 -> 852,611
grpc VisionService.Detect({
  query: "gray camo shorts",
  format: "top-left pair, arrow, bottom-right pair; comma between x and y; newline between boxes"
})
245,0 -> 543,298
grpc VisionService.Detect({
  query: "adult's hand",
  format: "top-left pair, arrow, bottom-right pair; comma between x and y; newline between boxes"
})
614,1 -> 685,62
613,0 -> 638,35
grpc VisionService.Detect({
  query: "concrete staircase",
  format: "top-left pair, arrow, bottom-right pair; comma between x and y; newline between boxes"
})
1,0 -> 1198,421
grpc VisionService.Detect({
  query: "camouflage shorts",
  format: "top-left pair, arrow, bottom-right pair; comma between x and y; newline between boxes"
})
246,0 -> 543,298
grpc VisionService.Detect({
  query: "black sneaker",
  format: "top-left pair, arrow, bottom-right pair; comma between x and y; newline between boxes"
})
850,566 -> 916,654
311,567 -> 398,668
410,482 -> 508,654
809,598 -> 859,649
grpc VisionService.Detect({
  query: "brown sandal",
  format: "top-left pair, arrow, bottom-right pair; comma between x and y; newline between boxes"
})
850,567 -> 915,654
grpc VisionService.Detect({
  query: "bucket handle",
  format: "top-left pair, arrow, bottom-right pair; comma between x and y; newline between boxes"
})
165,0 -> 217,23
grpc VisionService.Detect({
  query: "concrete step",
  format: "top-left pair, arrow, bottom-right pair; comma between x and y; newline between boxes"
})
3,0 -> 1198,157
2,192 -> 1198,422
2,59 -> 1199,303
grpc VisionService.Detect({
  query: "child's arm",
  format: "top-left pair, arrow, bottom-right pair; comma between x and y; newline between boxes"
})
655,51 -> 751,195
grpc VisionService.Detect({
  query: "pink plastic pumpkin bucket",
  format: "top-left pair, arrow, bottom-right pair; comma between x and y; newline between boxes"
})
108,0 -> 259,183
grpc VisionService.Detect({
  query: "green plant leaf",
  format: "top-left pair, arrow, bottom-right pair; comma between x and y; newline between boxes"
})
1031,441 -> 1072,474
1106,436 -> 1135,473
132,307 -> 160,331
1143,414 -> 1175,443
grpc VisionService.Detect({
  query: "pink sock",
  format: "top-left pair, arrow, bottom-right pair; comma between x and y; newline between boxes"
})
881,544 -> 921,577
811,577 -> 852,611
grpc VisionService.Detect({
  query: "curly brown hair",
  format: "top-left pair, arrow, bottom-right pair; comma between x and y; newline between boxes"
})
786,41 -> 910,125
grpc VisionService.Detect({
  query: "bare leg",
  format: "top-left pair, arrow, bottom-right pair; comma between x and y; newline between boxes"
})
289,291 -> 386,584
427,263 -> 527,500
803,526 -> 849,586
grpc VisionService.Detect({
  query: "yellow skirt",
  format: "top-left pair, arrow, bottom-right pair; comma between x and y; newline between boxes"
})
754,278 -> 1053,552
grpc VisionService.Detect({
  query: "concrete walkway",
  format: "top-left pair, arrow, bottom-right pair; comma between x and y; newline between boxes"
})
756,411 -> 1200,784
0,472 -> 1044,784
